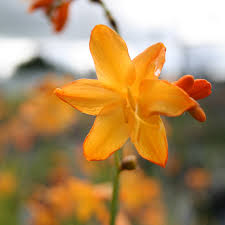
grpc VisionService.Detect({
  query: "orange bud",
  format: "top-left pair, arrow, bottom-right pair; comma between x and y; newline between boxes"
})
173,75 -> 194,92
188,79 -> 212,100
51,1 -> 71,32
188,104 -> 206,122
29,0 -> 53,12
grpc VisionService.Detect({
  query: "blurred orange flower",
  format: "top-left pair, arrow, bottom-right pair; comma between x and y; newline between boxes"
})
55,25 -> 196,167
48,151 -> 71,184
116,211 -> 132,225
0,116 -> 35,154
185,168 -> 211,191
20,76 -> 76,135
31,177 -> 110,224
29,201 -> 57,225
8,117 -> 35,152
66,178 -> 109,224
0,171 -> 17,195
29,0 -> 72,32
174,75 -> 212,122
28,172 -> 166,225
120,170 -> 161,211
140,201 -> 167,225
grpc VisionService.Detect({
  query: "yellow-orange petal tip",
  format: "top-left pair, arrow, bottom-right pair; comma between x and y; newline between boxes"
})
54,88 -> 63,96
161,158 -> 168,168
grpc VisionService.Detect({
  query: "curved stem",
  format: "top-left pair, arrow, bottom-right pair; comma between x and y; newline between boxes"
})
89,0 -> 119,33
110,150 -> 121,225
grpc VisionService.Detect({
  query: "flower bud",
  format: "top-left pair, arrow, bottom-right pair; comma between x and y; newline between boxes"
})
120,155 -> 137,171
188,79 -> 212,100
173,75 -> 194,92
188,105 -> 206,122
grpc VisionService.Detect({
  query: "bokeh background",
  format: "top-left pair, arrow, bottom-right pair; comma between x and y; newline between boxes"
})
0,0 -> 224,225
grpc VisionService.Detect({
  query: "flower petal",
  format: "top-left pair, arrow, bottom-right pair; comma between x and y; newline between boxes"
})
89,25 -> 135,91
54,79 -> 122,115
173,75 -> 194,92
131,43 -> 166,95
139,79 -> 196,117
51,1 -> 71,32
188,79 -> 212,100
83,106 -> 129,161
128,111 -> 168,167
29,0 -> 53,12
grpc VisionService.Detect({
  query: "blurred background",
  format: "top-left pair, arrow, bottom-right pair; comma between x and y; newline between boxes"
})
0,0 -> 224,225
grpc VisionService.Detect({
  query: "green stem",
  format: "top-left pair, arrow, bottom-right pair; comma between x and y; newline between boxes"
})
90,0 -> 119,33
110,150 -> 121,225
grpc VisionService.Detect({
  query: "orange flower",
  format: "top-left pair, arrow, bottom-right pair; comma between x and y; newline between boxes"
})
29,201 -> 57,225
0,171 -> 17,195
29,0 -> 71,32
54,25 -> 197,167
185,168 -> 211,191
28,177 -> 109,225
20,76 -> 76,135
140,201 -> 167,225
43,177 -> 109,224
8,117 -> 35,152
67,178 -> 109,224
120,170 -> 161,211
116,211 -> 132,225
174,75 -> 212,122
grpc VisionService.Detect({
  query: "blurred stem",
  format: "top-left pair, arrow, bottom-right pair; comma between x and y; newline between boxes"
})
110,150 -> 122,225
90,0 -> 119,33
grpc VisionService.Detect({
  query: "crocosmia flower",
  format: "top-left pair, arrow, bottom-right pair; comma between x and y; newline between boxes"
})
54,25 -> 211,167
29,0 -> 71,32
174,75 -> 212,122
